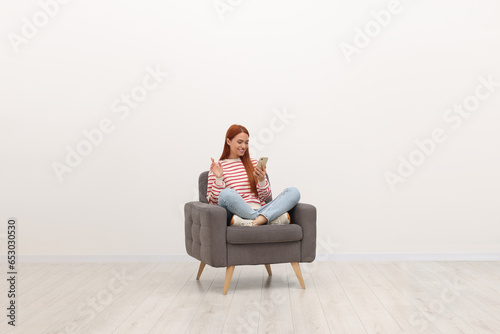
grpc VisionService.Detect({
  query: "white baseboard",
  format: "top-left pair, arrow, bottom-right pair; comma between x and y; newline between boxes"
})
3,252 -> 499,262
12,254 -> 196,263
315,252 -> 500,261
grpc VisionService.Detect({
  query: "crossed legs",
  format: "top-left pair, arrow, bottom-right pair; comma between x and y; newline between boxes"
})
218,187 -> 300,225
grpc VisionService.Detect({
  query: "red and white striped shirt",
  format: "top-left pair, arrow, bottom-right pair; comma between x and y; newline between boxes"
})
207,158 -> 272,208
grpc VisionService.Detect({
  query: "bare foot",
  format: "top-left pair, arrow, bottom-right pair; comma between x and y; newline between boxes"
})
252,215 -> 268,226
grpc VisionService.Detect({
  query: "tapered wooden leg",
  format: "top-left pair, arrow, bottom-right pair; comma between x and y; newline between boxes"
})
291,262 -> 305,289
196,262 -> 206,280
223,266 -> 235,295
265,264 -> 272,276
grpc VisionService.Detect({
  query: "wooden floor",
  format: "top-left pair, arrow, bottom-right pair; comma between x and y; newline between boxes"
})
1,261 -> 499,333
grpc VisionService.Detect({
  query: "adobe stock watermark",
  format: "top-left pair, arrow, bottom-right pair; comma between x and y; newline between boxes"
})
178,187 -> 199,218
213,0 -> 244,21
236,290 -> 287,334
315,235 -> 341,261
248,106 -> 296,158
62,267 -> 135,334
339,0 -> 402,63
51,64 -> 169,183
408,276 -> 467,332
385,74 -> 499,192
309,235 -> 340,274
7,0 -> 73,54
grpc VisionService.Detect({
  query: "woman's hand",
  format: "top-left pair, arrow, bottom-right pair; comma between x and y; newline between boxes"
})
210,158 -> 223,178
253,164 -> 267,182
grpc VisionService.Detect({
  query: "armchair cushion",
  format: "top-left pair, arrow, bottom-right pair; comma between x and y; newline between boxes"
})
226,224 -> 303,245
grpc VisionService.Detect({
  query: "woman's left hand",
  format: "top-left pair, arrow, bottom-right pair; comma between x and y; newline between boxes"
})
253,165 -> 267,182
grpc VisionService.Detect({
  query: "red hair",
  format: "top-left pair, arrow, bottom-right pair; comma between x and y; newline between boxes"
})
219,124 -> 258,196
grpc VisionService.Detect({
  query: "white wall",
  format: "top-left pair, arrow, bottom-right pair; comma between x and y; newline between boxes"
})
1,0 -> 499,260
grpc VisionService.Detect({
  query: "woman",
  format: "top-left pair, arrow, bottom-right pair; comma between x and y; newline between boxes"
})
207,124 -> 301,226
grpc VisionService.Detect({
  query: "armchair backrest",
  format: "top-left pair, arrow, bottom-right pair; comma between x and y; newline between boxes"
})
198,171 -> 210,203
198,171 -> 272,203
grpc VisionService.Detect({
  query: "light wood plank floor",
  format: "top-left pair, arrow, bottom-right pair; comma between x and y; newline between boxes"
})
1,261 -> 499,333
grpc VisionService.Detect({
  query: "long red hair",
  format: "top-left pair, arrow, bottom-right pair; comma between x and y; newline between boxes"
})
219,124 -> 258,196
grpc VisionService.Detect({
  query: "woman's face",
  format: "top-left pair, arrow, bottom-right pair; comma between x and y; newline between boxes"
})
227,132 -> 249,159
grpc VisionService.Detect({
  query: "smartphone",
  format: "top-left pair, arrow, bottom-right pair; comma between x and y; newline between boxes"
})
256,157 -> 268,170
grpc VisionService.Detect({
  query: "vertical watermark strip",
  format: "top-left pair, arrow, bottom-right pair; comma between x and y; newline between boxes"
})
6,218 -> 17,326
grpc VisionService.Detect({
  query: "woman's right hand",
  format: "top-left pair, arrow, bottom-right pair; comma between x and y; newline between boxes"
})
210,158 -> 223,178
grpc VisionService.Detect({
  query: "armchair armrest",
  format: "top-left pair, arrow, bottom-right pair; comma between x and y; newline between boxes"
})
289,203 -> 317,262
185,201 -> 228,267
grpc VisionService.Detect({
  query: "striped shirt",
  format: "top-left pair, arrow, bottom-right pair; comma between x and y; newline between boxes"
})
207,158 -> 272,209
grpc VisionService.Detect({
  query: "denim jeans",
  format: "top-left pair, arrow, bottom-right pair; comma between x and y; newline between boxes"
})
218,187 -> 301,223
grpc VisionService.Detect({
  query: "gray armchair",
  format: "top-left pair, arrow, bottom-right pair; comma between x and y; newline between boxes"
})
184,171 -> 316,294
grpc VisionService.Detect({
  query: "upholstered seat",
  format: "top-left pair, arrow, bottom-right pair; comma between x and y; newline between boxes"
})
226,224 -> 303,244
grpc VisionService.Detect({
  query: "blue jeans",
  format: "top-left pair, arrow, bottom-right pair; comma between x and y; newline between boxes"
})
218,187 -> 301,223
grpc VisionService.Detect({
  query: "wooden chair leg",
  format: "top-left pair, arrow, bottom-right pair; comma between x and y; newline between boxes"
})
291,262 -> 305,289
196,262 -> 206,280
265,264 -> 272,276
223,266 -> 235,295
